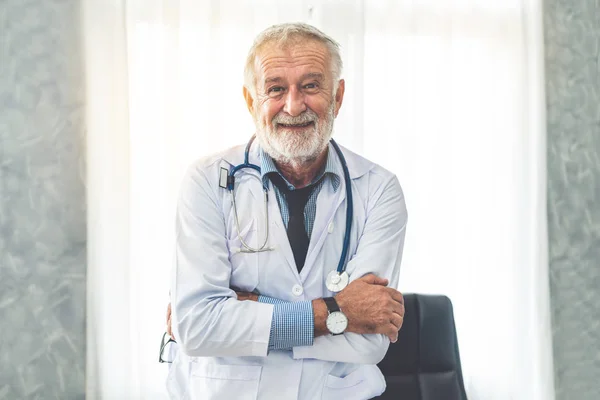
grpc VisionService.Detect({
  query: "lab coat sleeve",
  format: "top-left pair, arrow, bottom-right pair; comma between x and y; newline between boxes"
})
171,164 -> 274,357
293,175 -> 407,364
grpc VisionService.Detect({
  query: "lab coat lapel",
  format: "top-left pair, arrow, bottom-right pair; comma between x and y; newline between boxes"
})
300,174 -> 346,281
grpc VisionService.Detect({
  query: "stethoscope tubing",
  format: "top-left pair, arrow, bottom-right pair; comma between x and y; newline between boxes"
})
228,135 -> 352,275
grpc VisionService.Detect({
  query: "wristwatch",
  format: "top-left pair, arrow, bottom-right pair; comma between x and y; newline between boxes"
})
323,297 -> 348,335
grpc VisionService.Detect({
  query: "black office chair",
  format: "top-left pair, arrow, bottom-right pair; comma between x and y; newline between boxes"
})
375,294 -> 468,400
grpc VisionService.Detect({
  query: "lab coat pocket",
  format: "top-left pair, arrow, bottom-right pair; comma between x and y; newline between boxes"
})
227,219 -> 259,292
190,363 -> 262,400
322,366 -> 384,400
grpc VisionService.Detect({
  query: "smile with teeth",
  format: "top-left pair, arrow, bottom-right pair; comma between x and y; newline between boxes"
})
278,121 -> 314,128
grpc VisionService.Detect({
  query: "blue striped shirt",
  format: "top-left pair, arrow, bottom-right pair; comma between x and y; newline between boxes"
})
260,147 -> 341,237
257,146 -> 341,350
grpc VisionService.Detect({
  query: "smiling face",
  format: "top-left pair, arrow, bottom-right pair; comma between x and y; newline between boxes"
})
244,39 -> 345,165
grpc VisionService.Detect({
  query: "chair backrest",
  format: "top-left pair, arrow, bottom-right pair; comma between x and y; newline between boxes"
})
375,294 -> 468,400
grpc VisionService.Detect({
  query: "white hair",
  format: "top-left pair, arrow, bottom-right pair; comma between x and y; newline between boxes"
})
244,22 -> 343,97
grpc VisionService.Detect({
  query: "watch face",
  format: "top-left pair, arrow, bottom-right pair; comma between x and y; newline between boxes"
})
326,311 -> 348,335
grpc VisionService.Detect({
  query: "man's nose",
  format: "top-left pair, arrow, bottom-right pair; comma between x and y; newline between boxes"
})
283,86 -> 306,117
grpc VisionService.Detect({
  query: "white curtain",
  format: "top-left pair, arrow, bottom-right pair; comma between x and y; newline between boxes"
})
83,0 -> 554,399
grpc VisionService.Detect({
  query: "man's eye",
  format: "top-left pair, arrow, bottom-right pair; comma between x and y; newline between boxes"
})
304,83 -> 318,89
268,86 -> 284,93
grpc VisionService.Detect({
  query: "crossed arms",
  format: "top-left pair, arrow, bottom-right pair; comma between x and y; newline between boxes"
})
170,166 -> 407,364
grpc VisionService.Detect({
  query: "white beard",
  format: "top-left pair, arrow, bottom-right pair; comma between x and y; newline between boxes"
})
255,103 -> 335,166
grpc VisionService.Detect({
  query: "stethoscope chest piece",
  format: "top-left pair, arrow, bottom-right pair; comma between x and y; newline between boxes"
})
326,270 -> 349,292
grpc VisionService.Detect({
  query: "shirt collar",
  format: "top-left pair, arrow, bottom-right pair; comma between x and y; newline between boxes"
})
260,143 -> 341,192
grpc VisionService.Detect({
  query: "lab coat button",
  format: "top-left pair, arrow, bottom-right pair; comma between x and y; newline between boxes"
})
328,222 -> 334,233
292,284 -> 304,296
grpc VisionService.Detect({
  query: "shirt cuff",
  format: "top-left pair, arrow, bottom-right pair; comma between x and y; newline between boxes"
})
258,295 -> 287,305
259,298 -> 314,350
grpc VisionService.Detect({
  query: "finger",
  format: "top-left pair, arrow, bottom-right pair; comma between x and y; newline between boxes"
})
390,313 -> 404,331
167,317 -> 173,337
390,301 -> 405,316
236,292 -> 251,301
166,303 -> 171,324
386,288 -> 404,304
385,325 -> 399,343
360,274 -> 389,286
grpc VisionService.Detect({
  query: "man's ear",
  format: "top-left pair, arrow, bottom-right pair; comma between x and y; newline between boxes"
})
243,86 -> 255,115
334,79 -> 345,117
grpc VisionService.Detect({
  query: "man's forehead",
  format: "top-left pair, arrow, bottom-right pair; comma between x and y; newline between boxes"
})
254,40 -> 330,80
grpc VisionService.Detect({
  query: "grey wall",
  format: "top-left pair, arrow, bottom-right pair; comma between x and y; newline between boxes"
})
545,1 -> 600,399
0,1 -> 86,399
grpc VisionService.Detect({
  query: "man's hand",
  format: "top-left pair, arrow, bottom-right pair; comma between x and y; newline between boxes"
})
334,274 -> 405,343
166,303 -> 175,340
235,291 -> 259,302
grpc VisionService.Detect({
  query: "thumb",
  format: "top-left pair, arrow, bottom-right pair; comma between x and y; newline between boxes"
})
360,274 -> 389,286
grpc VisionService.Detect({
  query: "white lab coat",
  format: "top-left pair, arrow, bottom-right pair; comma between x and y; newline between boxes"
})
168,142 -> 407,400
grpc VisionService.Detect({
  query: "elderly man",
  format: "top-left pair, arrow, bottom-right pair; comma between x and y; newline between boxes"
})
167,22 -> 408,399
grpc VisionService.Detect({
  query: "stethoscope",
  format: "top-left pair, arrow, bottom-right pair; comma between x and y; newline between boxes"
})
219,135 -> 353,292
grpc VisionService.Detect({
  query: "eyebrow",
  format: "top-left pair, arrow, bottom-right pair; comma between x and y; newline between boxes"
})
300,72 -> 324,81
263,72 -> 325,86
264,76 -> 283,85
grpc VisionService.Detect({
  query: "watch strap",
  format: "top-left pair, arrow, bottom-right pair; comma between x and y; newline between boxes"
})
323,297 -> 341,314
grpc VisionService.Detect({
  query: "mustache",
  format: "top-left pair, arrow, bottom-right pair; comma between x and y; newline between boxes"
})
272,109 -> 318,126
